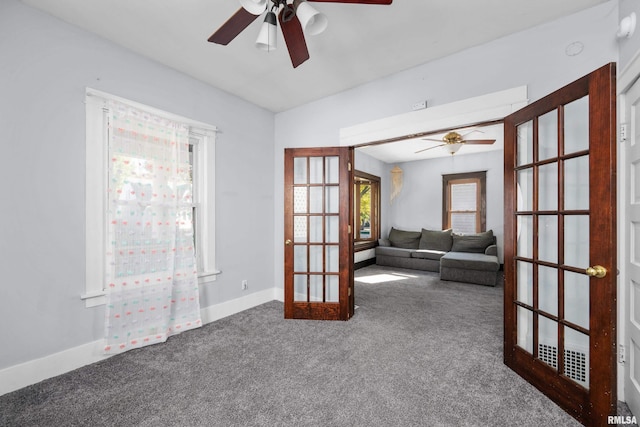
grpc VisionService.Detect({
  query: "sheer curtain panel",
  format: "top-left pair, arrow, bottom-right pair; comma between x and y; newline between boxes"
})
104,101 -> 201,354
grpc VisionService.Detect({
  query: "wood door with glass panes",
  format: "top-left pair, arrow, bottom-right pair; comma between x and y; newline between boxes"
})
503,63 -> 616,426
284,147 -> 354,320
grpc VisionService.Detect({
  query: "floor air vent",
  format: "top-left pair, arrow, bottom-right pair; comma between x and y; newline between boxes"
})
538,343 -> 558,369
564,348 -> 587,384
537,343 -> 588,387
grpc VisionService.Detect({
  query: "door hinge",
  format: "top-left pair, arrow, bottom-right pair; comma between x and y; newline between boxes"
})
348,287 -> 352,296
620,344 -> 626,363
348,162 -> 352,171
348,225 -> 351,234
621,123 -> 628,143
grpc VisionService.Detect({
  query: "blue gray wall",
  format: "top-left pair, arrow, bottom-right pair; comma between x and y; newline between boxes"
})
0,0 -> 275,370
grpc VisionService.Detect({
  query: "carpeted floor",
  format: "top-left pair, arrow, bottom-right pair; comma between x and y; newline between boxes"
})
0,266 -> 610,426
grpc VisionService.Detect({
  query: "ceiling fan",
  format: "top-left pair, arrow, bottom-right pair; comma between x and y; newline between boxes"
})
415,131 -> 496,156
208,0 -> 393,68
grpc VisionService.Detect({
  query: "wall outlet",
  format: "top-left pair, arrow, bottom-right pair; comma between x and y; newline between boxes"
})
242,280 -> 248,290
411,100 -> 427,111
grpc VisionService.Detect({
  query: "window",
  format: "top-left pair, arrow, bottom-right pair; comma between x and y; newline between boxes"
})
443,171 -> 486,234
83,89 -> 218,307
354,171 -> 380,249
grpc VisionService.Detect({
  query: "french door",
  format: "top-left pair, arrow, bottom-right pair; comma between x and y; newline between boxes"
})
284,147 -> 354,320
504,63 -> 617,425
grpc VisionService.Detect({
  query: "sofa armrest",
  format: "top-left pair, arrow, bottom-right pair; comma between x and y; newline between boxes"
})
485,245 -> 498,256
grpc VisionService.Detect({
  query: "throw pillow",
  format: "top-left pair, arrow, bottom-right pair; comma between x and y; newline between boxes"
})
419,228 -> 453,252
388,227 -> 421,249
378,238 -> 391,247
451,230 -> 495,253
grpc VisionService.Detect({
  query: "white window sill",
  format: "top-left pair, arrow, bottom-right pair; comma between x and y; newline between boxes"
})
198,270 -> 222,285
81,291 -> 106,308
82,270 -> 221,308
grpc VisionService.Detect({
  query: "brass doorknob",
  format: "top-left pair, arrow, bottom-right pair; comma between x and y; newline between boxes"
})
285,239 -> 292,246
585,265 -> 607,278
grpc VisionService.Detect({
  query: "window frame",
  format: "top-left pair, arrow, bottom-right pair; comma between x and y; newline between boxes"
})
442,171 -> 487,234
83,89 -> 219,307
353,170 -> 381,251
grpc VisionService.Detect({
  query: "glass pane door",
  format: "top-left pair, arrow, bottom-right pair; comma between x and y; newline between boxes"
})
514,96 -> 591,389
284,147 -> 354,320
293,156 -> 340,303
504,63 -> 617,425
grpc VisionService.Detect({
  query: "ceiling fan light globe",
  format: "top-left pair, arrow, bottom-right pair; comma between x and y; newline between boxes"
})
239,0 -> 268,15
255,12 -> 277,51
296,2 -> 328,35
444,143 -> 463,155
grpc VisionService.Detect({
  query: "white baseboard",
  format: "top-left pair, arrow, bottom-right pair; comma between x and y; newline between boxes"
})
274,286 -> 284,302
199,288 -> 278,324
0,340 -> 110,397
0,289 -> 279,396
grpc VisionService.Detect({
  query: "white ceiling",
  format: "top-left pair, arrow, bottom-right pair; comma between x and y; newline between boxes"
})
21,0 -> 608,113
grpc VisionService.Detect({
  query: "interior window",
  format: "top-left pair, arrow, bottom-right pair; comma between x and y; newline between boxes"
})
84,89 -> 218,307
443,171 -> 486,234
354,171 -> 380,248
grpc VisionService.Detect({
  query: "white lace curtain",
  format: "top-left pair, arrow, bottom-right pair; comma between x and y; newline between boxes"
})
103,100 -> 201,354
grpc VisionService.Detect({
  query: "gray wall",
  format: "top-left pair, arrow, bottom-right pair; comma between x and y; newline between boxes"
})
274,1 -> 619,290
0,0 -> 275,370
383,151 -> 504,262
619,0 -> 640,71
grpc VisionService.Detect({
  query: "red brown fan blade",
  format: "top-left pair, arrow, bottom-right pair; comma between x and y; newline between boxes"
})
278,10 -> 310,68
415,144 -> 445,154
308,0 -> 392,4
463,139 -> 496,145
208,8 -> 259,45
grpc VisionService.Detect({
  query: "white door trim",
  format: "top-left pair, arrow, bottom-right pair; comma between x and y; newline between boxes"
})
619,58 -> 640,406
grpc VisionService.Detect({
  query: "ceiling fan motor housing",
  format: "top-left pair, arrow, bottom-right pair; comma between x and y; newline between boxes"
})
443,131 -> 464,144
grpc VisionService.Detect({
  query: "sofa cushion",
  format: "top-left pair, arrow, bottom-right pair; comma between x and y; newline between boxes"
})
411,249 -> 446,261
440,252 -> 500,272
419,228 -> 453,252
451,230 -> 495,253
388,227 -> 421,249
485,244 -> 498,256
378,238 -> 391,247
375,246 -> 414,258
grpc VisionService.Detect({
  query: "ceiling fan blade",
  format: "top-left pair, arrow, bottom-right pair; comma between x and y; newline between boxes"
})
415,144 -> 445,154
463,139 -> 496,145
208,8 -> 259,45
278,11 -> 310,68
308,0 -> 392,4
460,129 -> 484,138
421,138 -> 443,143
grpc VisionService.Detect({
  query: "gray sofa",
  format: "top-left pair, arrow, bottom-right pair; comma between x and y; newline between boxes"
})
375,227 -> 500,286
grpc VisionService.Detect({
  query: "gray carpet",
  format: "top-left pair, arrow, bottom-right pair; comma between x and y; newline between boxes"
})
0,266 -> 606,426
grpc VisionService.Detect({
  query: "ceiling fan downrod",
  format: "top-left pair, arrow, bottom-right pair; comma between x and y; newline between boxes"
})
270,0 -> 296,22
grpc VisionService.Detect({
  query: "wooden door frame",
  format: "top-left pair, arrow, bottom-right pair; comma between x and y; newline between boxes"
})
503,63 -> 617,425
